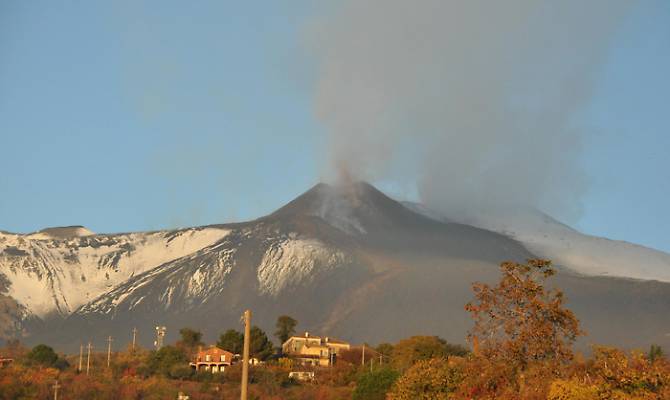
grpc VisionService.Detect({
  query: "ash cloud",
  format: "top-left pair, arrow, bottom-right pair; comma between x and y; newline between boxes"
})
308,0 -> 631,222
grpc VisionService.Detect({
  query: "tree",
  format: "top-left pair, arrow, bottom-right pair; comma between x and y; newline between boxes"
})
465,259 -> 582,369
179,328 -> 202,350
549,346 -> 670,400
391,336 -> 466,370
274,315 -> 297,345
649,344 -> 664,363
25,344 -> 58,367
387,358 -> 464,400
352,368 -> 400,400
250,326 -> 274,360
146,346 -> 187,377
217,329 -> 244,354
376,343 -> 394,359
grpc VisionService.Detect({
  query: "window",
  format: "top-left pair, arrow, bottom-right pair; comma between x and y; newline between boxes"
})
205,355 -> 211,362
220,355 -> 226,362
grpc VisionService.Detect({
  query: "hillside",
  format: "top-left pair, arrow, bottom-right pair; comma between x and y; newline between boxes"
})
2,182 -> 670,352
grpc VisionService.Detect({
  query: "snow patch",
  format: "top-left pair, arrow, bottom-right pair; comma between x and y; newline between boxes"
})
257,239 -> 348,296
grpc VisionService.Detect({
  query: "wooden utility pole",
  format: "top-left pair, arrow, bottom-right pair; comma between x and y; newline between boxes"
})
78,343 -> 83,372
379,354 -> 383,366
132,327 -> 137,351
86,342 -> 92,375
240,309 -> 251,400
107,336 -> 113,368
361,345 -> 365,366
52,380 -> 60,400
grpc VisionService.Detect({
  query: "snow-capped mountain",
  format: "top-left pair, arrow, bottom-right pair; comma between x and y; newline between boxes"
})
2,182 -> 670,352
405,203 -> 670,283
0,227 -> 229,317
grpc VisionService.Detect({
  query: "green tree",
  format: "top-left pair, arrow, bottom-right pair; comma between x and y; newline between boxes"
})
146,345 -> 188,377
250,326 -> 274,360
274,315 -> 297,345
217,329 -> 244,354
178,328 -> 202,350
376,343 -> 394,358
352,367 -> 400,400
649,344 -> 664,363
25,344 -> 58,367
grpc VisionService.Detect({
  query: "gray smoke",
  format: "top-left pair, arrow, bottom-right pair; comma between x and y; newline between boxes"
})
308,0 -> 631,222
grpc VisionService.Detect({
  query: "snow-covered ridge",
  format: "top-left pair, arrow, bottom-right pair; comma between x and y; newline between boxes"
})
257,237 -> 350,296
78,233 -> 241,315
404,202 -> 670,283
26,226 -> 95,240
0,227 -> 230,317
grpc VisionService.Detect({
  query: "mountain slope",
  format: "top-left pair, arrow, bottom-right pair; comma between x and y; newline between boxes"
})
3,182 -> 670,353
405,203 -> 670,282
0,227 -> 230,326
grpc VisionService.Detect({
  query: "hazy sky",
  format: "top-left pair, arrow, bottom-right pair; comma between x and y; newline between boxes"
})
1,1 -> 669,253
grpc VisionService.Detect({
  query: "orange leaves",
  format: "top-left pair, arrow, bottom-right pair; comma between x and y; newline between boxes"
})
465,259 -> 583,369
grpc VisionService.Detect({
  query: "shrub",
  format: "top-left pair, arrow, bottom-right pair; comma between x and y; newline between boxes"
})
352,367 -> 400,400
145,346 -> 188,377
25,344 -> 59,367
387,358 -> 464,400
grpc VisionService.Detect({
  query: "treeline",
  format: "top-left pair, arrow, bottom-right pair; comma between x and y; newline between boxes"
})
1,260 -> 669,399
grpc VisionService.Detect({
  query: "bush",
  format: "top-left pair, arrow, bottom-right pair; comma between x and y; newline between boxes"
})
145,346 -> 187,377
548,379 -> 599,400
53,357 -> 70,371
387,358 -> 464,400
352,367 -> 400,400
168,364 -> 194,380
391,336 -> 467,370
25,344 -> 59,367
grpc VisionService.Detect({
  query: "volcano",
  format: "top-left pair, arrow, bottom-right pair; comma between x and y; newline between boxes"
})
2,182 -> 670,351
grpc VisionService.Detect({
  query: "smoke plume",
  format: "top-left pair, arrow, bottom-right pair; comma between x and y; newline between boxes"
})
308,0 -> 630,222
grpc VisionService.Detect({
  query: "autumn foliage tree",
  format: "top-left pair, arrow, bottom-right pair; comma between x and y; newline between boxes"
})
391,336 -> 468,371
465,259 -> 582,368
387,358 -> 464,400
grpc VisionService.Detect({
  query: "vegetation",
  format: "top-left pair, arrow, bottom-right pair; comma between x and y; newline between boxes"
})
249,326 -> 274,361
387,358 -> 463,400
145,345 -> 189,378
177,328 -> 203,355
352,367 -> 400,400
1,259 -> 668,399
217,329 -> 244,354
391,335 -> 468,370
275,315 -> 298,345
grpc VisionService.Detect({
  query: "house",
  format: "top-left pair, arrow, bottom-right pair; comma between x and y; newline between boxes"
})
0,357 -> 13,368
282,332 -> 350,367
189,346 -> 234,373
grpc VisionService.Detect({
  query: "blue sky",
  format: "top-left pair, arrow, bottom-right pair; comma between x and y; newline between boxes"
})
1,1 -> 669,253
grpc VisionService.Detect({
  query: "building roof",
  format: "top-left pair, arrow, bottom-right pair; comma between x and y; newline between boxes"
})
284,332 -> 349,346
196,345 -> 234,355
